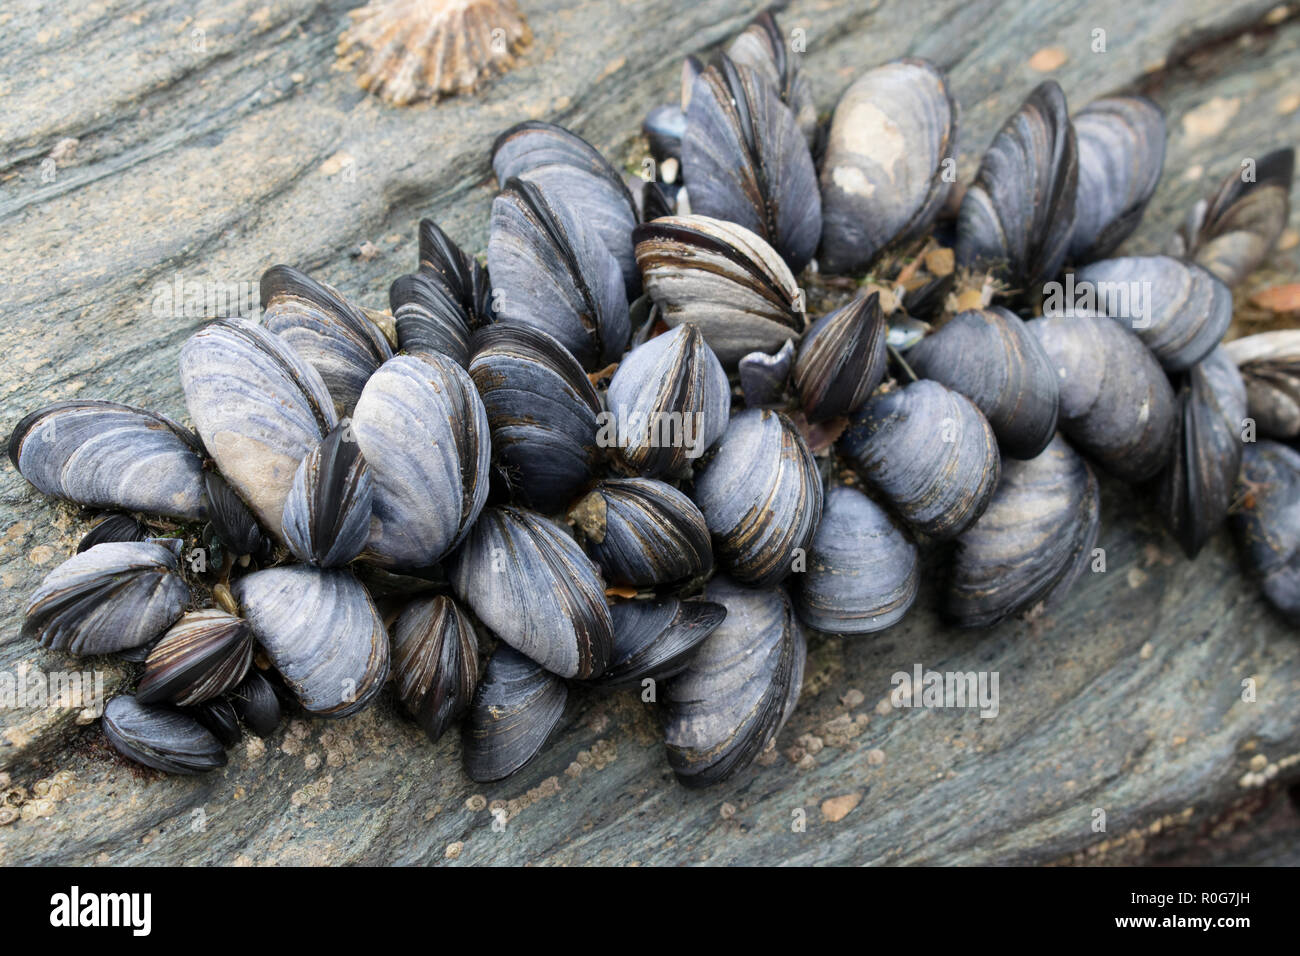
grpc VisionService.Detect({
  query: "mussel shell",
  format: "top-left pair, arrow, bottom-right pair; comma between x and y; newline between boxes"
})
662,577 -> 805,788
137,609 -> 253,707
462,645 -> 567,783
569,478 -> 712,587
839,380 -> 1000,539
589,597 -> 726,689
233,565 -> 389,718
1230,441 -> 1300,622
352,354 -> 490,568
1224,330 -> 1300,438
281,421 -> 373,567
692,408 -> 823,586
726,9 -> 817,144
643,103 -> 686,164
391,594 -> 480,744
229,670 -> 282,738
448,506 -> 613,679
391,271 -> 476,369
416,218 -> 494,328
946,434 -> 1100,627
793,293 -> 888,422
1028,312 -> 1176,482
187,697 -> 243,748
818,59 -> 956,274
9,400 -> 205,520
796,484 -> 919,634
738,340 -> 796,408
77,513 -> 150,553
202,470 -> 263,558
605,324 -> 730,476
23,540 -> 188,655
907,307 -> 1059,459
103,695 -> 227,775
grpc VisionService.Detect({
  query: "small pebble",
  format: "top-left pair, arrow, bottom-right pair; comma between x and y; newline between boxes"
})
719,802 -> 737,820
840,689 -> 865,709
821,792 -> 861,822
1249,754 -> 1268,772
867,749 -> 886,766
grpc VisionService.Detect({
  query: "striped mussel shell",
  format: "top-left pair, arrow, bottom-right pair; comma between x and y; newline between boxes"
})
468,324 -> 601,513
605,324 -> 729,477
1224,330 -> 1300,438
77,513 -> 150,553
137,609 -> 253,707
569,478 -> 712,587
588,597 -> 726,689
1230,441 -> 1300,623
907,307 -> 1059,459
391,594 -> 479,744
488,177 -> 630,370
22,539 -> 188,656
234,565 -> 389,718
946,435 -> 1100,628
739,339 -> 796,408
103,695 -> 228,775
448,506 -> 613,679
8,400 -> 205,520
818,59 -> 956,274
463,645 -> 567,783
351,354 -> 490,568
692,408 -> 823,586
662,577 -> 805,788
229,670 -> 282,738
796,484 -> 919,634
202,470 -> 263,559
391,220 -> 492,368
839,380 -> 1000,540
793,293 -> 888,422
635,215 -> 806,366
726,9 -> 817,143
281,420 -> 373,567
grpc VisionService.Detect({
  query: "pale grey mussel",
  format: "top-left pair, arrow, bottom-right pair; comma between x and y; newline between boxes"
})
956,81 -> 1078,296
796,484 -> 918,634
589,597 -> 726,690
907,307 -> 1059,459
77,513 -> 150,553
9,400 -> 205,520
488,176 -> 630,371
1230,441 -> 1300,623
391,594 -> 479,744
234,565 -> 389,718
739,339 -> 796,408
1028,312 -> 1176,483
635,215 -> 806,366
682,54 -> 821,273
261,264 -> 392,414
662,576 -> 805,788
1223,331 -> 1300,438
449,506 -> 613,679
468,324 -> 601,513
463,645 -> 567,783
692,407 -> 822,586
202,470 -> 263,559
229,670 -> 281,738
22,539 -> 188,656
136,609 -> 253,707
605,324 -> 729,476
726,9 -> 817,144
351,353 -> 490,568
569,478 -> 712,587
180,318 -> 337,536
839,380 -> 1000,540
391,220 -> 494,369
1069,255 -> 1231,371
793,292 -> 888,422
1154,346 -> 1248,558
1067,95 -> 1166,263
103,695 -> 228,775
946,434 -> 1100,628
280,420 -> 373,567
818,59 -> 956,275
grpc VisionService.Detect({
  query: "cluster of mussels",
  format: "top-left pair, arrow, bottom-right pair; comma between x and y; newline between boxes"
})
9,10 -> 1299,789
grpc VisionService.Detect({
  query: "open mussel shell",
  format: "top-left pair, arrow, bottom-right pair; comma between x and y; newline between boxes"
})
281,421 -> 373,567
605,324 -> 729,476
692,408 -> 822,586
187,697 -> 243,748
793,293 -> 888,422
662,577 -> 805,788
1224,330 -> 1300,438
23,540 -> 188,656
818,59 -> 956,274
488,176 -> 630,371
907,307 -> 1059,459
449,506 -> 613,679
234,566 -> 389,718
352,354 -> 490,568
589,597 -> 725,689
463,645 -> 567,783
946,434 -> 1100,627
797,485 -> 918,634
1068,96 -> 1166,263
229,670 -> 282,738
1070,255 -> 1231,371
468,324 -> 601,513
137,609 -> 253,707
635,215 -> 806,366
682,54 -> 820,274
103,696 -> 227,775
726,9 -> 817,144
1028,312 -> 1176,482
180,318 -> 337,535
261,264 -> 392,414
739,339 -> 795,408
9,400 -> 205,520
1230,441 -> 1300,622
77,513 -> 150,552
569,478 -> 712,587
839,380 -> 1000,540
391,594 -> 479,744
956,80 -> 1078,295
203,470 -> 263,559
1154,347 -> 1247,558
